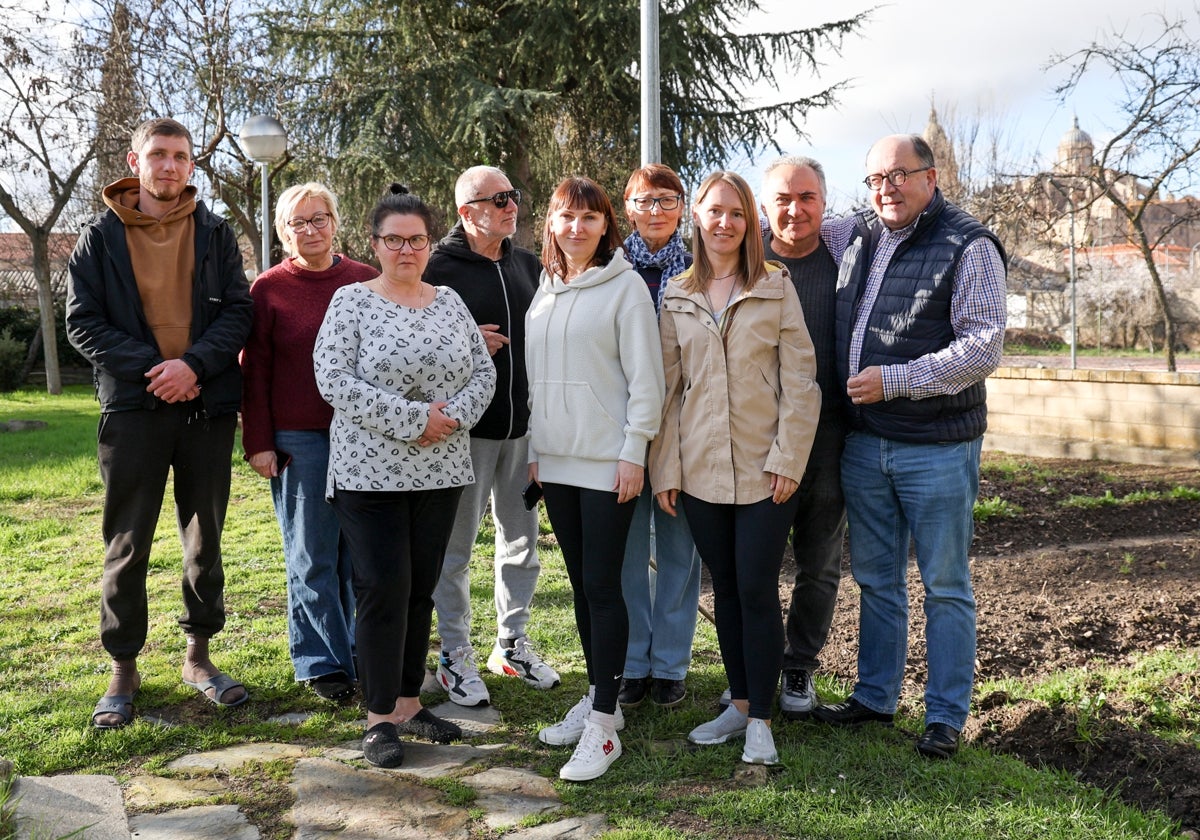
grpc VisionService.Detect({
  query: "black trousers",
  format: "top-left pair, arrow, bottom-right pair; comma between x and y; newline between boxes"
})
332,485 -> 463,715
541,482 -> 636,715
97,404 -> 236,659
681,491 -> 800,720
784,418 -> 848,672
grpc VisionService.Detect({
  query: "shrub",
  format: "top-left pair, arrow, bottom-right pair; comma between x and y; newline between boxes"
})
0,329 -> 26,391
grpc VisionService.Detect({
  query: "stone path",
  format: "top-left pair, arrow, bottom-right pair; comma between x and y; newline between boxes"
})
9,698 -> 610,840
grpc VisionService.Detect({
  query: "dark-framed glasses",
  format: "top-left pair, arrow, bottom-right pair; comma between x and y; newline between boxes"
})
465,189 -> 522,209
376,234 -> 431,252
286,212 -> 332,232
863,167 -> 931,191
630,194 -> 682,211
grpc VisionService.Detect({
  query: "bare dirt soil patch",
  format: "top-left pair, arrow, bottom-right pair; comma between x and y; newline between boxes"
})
708,455 -> 1200,831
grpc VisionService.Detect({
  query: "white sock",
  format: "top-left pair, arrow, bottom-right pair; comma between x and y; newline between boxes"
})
588,710 -> 617,731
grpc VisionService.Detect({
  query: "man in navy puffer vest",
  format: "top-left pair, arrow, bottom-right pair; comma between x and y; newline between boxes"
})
811,134 -> 1007,760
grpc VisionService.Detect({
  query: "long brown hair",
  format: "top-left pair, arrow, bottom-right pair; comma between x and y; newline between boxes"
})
541,177 -> 623,278
684,170 -> 766,295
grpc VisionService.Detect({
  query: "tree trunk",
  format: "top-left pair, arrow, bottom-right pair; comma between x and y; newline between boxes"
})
31,235 -> 62,394
1141,251 -> 1177,371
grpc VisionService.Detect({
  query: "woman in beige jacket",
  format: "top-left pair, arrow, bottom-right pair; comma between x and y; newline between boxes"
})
649,170 -> 820,766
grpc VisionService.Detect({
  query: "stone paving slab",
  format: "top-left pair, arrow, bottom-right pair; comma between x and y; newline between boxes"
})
13,775 -> 128,840
461,766 -> 562,829
506,814 -> 609,838
166,742 -> 308,772
128,804 -> 259,839
124,774 -> 228,809
290,757 -> 471,839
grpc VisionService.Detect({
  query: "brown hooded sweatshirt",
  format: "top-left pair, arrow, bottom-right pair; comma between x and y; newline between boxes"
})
102,177 -> 197,360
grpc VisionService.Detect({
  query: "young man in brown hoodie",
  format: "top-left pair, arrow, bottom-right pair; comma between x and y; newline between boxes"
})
67,117 -> 254,728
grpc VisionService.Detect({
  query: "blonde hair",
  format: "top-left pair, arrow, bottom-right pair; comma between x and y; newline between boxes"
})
684,170 -> 765,294
274,182 -> 341,256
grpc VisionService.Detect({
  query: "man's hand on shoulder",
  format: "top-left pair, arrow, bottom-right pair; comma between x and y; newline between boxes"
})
146,359 -> 200,403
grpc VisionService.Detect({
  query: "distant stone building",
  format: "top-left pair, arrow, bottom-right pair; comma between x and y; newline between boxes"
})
0,233 -> 76,308
998,118 -> 1200,349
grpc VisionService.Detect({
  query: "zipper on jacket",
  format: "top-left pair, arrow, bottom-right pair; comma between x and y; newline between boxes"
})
494,261 -> 516,438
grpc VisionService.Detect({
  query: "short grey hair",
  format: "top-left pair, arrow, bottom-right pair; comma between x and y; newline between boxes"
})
761,155 -> 827,200
455,165 -> 510,208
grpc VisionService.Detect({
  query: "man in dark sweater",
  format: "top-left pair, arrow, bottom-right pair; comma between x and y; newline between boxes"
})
67,118 -> 253,728
759,156 -> 847,721
429,166 -> 560,707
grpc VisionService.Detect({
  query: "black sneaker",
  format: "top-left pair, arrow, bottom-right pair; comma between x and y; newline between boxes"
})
651,678 -> 686,707
309,672 -> 354,703
618,677 -> 650,708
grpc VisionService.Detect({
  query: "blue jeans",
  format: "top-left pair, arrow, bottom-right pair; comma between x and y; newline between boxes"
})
271,430 -> 356,682
621,485 -> 701,680
840,431 -> 981,731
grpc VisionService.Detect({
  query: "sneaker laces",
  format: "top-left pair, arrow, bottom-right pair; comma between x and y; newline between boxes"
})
571,720 -> 609,762
448,646 -> 481,676
785,670 -> 811,695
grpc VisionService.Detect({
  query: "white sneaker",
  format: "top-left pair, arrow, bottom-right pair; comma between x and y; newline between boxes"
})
487,636 -> 561,689
688,704 -> 749,745
741,719 -> 779,765
559,718 -> 622,781
539,694 -> 625,746
436,646 -> 490,707
779,669 -> 816,720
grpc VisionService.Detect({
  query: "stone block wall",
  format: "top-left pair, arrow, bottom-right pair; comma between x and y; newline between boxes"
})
984,366 -> 1200,466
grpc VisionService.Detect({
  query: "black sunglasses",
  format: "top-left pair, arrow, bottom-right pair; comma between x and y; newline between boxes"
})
465,189 -> 522,209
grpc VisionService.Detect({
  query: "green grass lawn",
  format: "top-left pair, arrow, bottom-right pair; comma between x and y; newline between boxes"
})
0,386 -> 1189,839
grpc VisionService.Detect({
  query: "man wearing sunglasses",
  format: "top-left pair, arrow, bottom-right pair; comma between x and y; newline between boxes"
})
813,134 -> 1007,760
429,166 -> 561,708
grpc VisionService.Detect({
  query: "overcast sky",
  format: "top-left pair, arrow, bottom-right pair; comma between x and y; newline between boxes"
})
731,0 -> 1197,212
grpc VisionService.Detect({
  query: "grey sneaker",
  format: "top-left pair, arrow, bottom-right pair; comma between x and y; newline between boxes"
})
741,719 -> 779,765
436,646 -> 490,707
688,704 -> 748,745
487,636 -> 561,689
779,669 -> 816,720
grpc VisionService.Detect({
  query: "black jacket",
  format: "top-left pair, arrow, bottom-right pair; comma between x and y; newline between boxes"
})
66,200 -> 253,415
425,222 -> 539,439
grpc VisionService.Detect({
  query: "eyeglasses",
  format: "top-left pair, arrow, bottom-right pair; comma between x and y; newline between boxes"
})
629,194 -> 683,211
375,234 -> 431,252
863,167 -> 931,191
465,189 -> 522,209
286,213 -> 331,232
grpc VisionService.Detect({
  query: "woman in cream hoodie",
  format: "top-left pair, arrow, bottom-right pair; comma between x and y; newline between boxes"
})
525,176 -> 664,782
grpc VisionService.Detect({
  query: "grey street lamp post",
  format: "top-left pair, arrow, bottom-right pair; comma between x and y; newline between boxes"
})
239,116 -> 288,274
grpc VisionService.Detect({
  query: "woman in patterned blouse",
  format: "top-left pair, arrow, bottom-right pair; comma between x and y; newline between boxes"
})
313,183 -> 496,768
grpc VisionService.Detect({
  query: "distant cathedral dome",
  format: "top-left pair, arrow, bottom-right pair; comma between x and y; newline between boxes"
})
1055,117 -> 1093,175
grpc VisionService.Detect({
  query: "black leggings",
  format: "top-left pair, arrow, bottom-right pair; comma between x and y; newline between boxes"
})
681,492 -> 800,719
332,486 -> 463,715
541,482 -> 637,715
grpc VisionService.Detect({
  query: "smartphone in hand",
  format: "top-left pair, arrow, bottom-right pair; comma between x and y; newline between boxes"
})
522,479 -> 543,511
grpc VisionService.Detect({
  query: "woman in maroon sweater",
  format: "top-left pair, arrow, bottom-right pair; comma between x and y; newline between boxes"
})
241,182 -> 377,701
